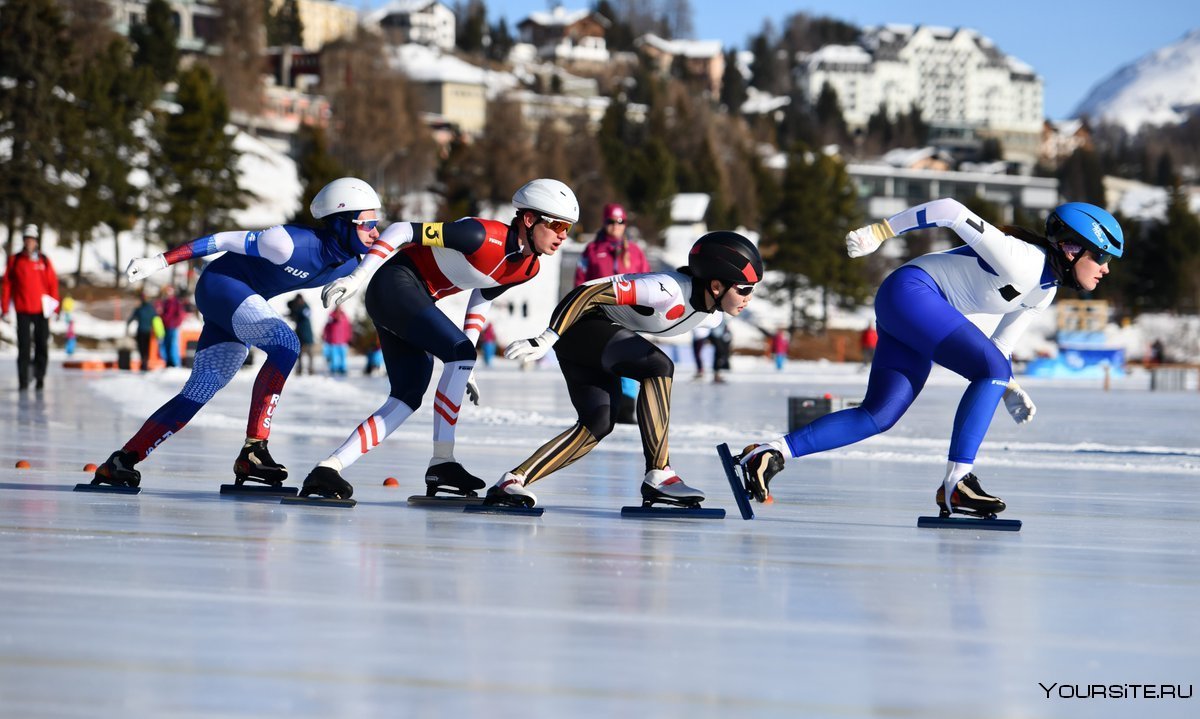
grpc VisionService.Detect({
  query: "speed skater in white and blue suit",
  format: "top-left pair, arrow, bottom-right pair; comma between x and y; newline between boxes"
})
736,198 -> 1124,518
89,178 -> 383,489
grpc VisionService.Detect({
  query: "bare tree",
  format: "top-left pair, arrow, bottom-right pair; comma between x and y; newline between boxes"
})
319,31 -> 437,210
207,0 -> 265,118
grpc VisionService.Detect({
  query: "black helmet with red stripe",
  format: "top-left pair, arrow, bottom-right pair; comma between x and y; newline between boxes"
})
688,231 -> 763,284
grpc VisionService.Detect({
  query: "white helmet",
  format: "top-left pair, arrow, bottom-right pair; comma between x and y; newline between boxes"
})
512,178 -> 579,223
22,224 -> 38,239
310,177 -> 381,219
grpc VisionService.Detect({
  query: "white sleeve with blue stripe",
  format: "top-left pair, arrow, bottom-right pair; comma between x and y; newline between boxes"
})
889,198 -> 1030,281
208,226 -> 296,265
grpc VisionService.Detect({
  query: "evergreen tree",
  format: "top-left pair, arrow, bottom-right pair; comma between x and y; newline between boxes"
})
597,97 -> 633,193
748,25 -> 779,93
293,124 -> 346,224
1154,151 -> 1177,187
763,145 -> 864,330
719,50 -> 746,114
595,0 -> 635,52
488,18 -> 513,62
627,137 -> 676,234
1057,148 -> 1106,205
64,36 -> 156,285
130,0 -> 179,86
0,0 -> 74,254
814,82 -> 849,147
266,0 -> 305,48
151,65 -> 244,254
456,0 -> 487,55
1151,183 -> 1200,312
980,137 -> 1004,162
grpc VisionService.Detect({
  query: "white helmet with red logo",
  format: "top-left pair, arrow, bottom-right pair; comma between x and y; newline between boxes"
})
310,177 -> 381,220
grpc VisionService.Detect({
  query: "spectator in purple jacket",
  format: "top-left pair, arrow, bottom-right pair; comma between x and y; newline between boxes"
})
574,203 -> 650,286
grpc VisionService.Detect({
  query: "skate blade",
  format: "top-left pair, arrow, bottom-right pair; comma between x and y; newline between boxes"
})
716,443 -> 754,520
463,504 -> 543,516
917,515 -> 1021,532
220,484 -> 298,497
408,495 -> 484,507
74,483 -> 140,495
280,495 -> 356,508
621,506 -> 725,519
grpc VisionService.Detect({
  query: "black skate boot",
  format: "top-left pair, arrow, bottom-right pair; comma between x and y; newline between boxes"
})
232,439 -> 288,487
640,468 -> 705,508
737,443 -> 785,503
92,450 -> 142,488
936,474 -> 1006,518
425,461 -> 486,498
282,465 -> 356,508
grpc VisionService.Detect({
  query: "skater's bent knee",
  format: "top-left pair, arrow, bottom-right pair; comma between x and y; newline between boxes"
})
449,338 -> 476,363
633,351 -> 673,379
581,414 -> 616,440
391,390 -> 423,411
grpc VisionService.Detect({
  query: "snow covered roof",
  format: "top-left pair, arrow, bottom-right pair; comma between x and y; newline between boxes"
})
804,44 -> 872,68
671,193 -> 710,223
740,88 -> 790,115
364,0 -> 446,24
389,43 -> 518,96
523,7 -> 603,28
881,146 -> 938,168
637,34 -> 723,59
1048,119 -> 1085,136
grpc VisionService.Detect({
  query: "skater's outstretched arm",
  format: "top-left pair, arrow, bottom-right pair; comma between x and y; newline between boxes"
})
849,199 -> 1043,281
128,226 -> 303,282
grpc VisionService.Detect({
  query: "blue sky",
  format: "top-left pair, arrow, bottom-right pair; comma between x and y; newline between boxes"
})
359,1 -> 1194,119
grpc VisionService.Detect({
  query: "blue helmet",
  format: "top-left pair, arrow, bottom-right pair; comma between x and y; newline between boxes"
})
1046,203 -> 1124,261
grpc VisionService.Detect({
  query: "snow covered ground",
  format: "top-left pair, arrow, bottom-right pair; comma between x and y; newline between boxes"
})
0,354 -> 1197,717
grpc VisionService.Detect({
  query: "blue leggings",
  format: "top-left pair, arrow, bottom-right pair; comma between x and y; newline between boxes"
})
785,267 -> 1011,464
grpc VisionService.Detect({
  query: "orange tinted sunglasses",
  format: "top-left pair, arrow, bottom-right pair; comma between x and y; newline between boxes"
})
540,216 -> 573,234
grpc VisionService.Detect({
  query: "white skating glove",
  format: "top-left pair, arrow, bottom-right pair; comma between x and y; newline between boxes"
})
465,370 -> 480,406
1003,381 -> 1036,424
126,255 -> 167,283
505,328 -> 559,363
321,273 -> 366,309
845,220 -> 896,259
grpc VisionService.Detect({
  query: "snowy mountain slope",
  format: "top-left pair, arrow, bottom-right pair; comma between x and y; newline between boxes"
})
1072,28 -> 1200,132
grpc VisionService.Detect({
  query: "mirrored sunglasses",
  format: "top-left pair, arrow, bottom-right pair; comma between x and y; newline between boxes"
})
352,218 -> 381,231
733,283 -> 755,297
605,218 -> 625,225
541,216 -> 573,234
1088,249 -> 1113,265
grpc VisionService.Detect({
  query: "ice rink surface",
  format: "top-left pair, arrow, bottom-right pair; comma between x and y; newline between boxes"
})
1,355 -> 1197,718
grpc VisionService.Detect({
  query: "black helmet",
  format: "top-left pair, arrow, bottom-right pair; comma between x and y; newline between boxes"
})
688,231 -> 763,284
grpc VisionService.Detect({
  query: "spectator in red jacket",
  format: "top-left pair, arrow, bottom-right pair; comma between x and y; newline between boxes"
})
322,307 -> 353,376
2,225 -> 59,391
573,203 -> 650,286
156,285 -> 189,368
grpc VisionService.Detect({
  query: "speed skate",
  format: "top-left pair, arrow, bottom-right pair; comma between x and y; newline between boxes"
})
918,474 -> 1021,531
